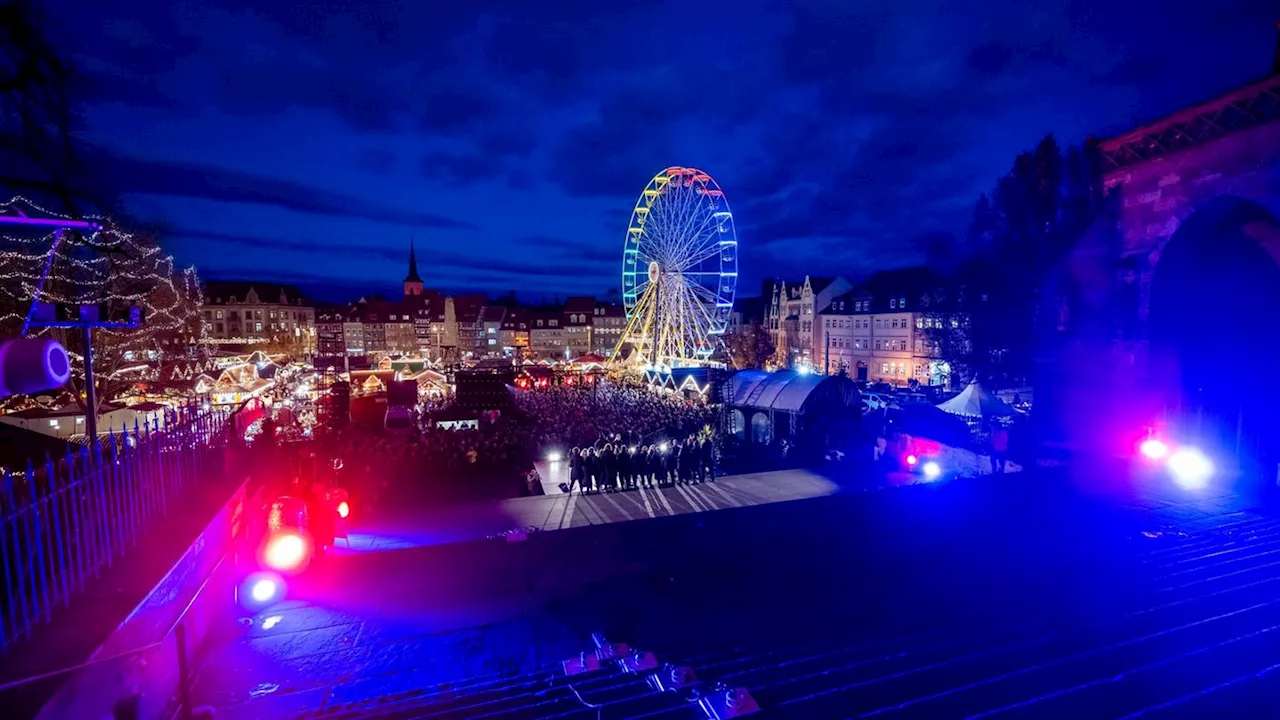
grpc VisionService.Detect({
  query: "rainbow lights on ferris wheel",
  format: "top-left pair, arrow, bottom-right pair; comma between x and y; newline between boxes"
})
617,166 -> 738,367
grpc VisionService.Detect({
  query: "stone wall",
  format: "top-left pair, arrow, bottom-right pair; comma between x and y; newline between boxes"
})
1103,119 -> 1280,332
1036,104 -> 1280,452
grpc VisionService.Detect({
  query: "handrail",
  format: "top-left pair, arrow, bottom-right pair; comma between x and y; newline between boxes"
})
0,551 -> 230,695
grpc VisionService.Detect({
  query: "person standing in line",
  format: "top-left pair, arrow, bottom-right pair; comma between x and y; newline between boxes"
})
584,447 -> 599,493
568,447 -> 584,494
668,440 -> 683,485
990,424 -> 1010,474
642,445 -> 658,487
600,443 -> 615,492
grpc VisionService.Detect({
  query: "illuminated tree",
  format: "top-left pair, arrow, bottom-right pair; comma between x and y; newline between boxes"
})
725,322 -> 775,369
0,197 -> 210,416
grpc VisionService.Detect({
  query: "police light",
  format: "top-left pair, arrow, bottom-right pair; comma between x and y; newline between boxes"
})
251,577 -> 279,603
264,534 -> 308,572
922,461 -> 942,480
1168,447 -> 1213,490
906,454 -> 918,466
336,500 -> 350,519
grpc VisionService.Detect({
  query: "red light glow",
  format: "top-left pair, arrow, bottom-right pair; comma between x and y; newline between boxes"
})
337,500 -> 350,519
906,454 -> 918,466
265,533 -> 308,572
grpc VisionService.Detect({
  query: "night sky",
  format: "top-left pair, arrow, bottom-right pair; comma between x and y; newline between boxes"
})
46,0 -> 1278,301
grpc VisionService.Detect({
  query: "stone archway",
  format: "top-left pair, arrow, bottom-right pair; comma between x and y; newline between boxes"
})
1148,196 -> 1280,475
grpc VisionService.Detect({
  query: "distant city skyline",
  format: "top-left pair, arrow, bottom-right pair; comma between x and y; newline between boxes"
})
47,0 -> 1280,296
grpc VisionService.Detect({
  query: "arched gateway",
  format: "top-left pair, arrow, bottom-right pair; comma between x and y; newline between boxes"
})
1038,69 -> 1280,479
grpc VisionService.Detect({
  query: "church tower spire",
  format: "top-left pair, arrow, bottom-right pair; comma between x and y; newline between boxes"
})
403,237 -> 424,297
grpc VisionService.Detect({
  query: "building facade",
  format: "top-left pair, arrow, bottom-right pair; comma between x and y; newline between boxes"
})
563,296 -> 595,358
816,267 -> 946,386
591,302 -> 626,358
769,276 -> 851,370
499,309 -> 530,357
202,282 -> 316,359
529,310 -> 566,359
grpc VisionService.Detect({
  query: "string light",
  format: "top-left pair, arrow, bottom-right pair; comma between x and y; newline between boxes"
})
0,196 -> 212,405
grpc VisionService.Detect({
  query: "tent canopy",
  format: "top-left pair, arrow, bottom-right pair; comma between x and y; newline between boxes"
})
935,381 -> 1017,418
728,370 -> 858,415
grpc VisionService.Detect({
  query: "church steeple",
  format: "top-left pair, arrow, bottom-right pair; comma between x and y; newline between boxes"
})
403,237 -> 424,297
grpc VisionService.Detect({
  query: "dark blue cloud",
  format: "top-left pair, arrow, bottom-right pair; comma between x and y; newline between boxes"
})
85,147 -> 475,229
38,0 -> 1280,297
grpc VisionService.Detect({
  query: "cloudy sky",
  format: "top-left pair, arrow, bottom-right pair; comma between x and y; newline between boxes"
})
45,0 -> 1278,301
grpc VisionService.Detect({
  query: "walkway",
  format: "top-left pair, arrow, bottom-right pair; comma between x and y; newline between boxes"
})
336,468 -> 839,553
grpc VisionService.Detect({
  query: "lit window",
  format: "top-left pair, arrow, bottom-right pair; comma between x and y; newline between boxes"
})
890,299 -> 897,309
881,363 -> 888,373
49,419 -> 59,427
899,298 -> 906,307
916,318 -> 924,329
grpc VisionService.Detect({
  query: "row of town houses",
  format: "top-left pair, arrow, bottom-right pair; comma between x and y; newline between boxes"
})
199,239 -> 954,383
199,245 -> 627,363
733,266 -> 953,387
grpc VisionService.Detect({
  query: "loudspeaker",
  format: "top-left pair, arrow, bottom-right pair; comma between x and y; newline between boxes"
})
0,337 -> 71,398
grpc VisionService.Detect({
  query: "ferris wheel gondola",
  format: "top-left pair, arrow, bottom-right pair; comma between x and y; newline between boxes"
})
614,166 -> 738,367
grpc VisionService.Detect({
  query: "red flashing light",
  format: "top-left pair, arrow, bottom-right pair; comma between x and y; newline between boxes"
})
337,500 -> 350,519
264,533 -> 308,572
906,454 -> 918,466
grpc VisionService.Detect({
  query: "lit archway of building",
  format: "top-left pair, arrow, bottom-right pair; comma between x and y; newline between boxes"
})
751,412 -> 772,445
730,409 -> 746,440
1148,196 -> 1280,481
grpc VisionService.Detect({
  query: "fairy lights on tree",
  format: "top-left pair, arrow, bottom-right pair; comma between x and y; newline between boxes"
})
0,196 -> 210,415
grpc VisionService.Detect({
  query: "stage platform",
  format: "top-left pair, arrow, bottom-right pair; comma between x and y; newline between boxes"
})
335,468 -> 840,554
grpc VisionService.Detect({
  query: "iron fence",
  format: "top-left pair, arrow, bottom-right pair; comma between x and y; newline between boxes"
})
0,401 -> 238,654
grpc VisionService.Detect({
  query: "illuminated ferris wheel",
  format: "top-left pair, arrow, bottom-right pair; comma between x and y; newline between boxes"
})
614,166 -> 738,367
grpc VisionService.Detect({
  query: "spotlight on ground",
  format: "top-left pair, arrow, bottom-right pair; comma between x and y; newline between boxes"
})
921,461 -> 942,481
251,577 -> 279,603
1168,447 -> 1213,490
649,664 -> 699,692
240,572 -> 285,609
699,685 -> 760,718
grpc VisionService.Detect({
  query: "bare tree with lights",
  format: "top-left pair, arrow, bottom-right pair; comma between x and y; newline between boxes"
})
0,198 -> 210,417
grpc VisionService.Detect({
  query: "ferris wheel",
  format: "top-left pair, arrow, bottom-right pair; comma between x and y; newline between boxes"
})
615,166 -> 738,367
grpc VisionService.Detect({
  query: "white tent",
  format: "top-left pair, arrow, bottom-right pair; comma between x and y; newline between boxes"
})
935,381 -> 1017,418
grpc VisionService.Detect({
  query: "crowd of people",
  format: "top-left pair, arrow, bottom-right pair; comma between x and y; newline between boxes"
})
254,379 -> 720,508
513,381 -> 717,453
567,433 -> 717,494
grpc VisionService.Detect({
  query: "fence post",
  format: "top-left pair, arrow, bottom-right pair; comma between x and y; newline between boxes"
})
3,469 -> 30,642
45,453 -> 71,611
0,470 -> 14,648
65,444 -> 86,593
174,620 -> 193,720
27,460 -> 50,624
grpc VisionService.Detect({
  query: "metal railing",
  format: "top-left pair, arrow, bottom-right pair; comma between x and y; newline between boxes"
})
0,401 -> 237,654
0,552 -> 231,720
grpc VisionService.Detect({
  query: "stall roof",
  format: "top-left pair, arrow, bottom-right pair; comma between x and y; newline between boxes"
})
728,370 -> 828,413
